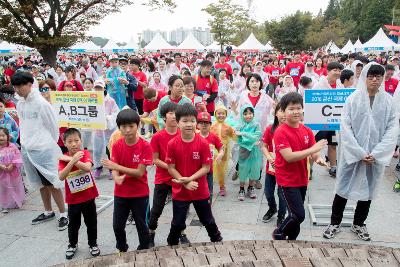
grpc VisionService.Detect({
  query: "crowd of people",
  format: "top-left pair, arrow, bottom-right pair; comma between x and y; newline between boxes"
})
0,48 -> 399,260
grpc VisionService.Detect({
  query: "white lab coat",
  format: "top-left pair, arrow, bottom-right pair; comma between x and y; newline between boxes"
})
336,62 -> 399,201
17,89 -> 63,189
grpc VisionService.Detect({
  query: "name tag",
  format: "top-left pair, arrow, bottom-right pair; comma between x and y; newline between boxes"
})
290,68 -> 299,76
67,170 -> 94,194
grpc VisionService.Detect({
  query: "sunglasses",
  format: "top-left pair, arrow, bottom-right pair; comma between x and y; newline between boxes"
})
39,87 -> 50,93
198,121 -> 211,124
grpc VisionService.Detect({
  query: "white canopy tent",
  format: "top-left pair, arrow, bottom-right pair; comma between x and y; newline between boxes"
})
264,41 -> 274,51
144,33 -> 175,51
326,42 -> 341,54
121,37 -> 138,52
361,28 -> 397,52
177,32 -> 205,51
102,39 -> 123,53
340,39 -> 355,54
0,41 -> 32,53
68,41 -> 100,53
354,38 -> 363,51
206,41 -> 221,51
237,33 -> 265,51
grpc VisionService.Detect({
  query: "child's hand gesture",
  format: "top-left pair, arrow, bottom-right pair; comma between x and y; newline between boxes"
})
59,155 -> 72,162
267,157 -> 275,168
114,174 -> 126,185
311,139 -> 328,153
101,159 -> 118,170
314,157 -> 329,168
183,181 -> 198,191
72,151 -> 84,163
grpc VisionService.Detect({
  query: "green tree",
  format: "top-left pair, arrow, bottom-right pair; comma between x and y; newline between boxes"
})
0,0 -> 175,65
323,0 -> 340,22
203,0 -> 255,51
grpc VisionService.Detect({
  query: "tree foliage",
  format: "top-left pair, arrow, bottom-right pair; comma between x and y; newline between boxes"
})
0,0 -> 175,64
202,0 -> 255,51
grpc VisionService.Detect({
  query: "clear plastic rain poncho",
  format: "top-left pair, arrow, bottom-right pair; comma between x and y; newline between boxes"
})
17,89 -> 63,189
236,104 -> 263,183
336,62 -> 399,201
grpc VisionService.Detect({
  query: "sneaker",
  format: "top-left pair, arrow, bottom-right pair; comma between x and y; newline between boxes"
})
394,151 -> 399,158
65,245 -> 77,260
1,208 -> 9,214
272,228 -> 285,240
93,168 -> 102,179
329,167 -> 337,178
396,163 -> 400,172
58,216 -> 69,231
351,224 -> 371,241
276,216 -> 285,228
126,212 -> 134,225
247,186 -> 257,199
394,180 -> 400,192
179,233 -> 190,244
149,232 -> 155,248
89,246 -> 100,257
232,172 -> 238,181
238,189 -> 245,201
219,187 -> 226,196
262,208 -> 277,223
322,224 -> 341,239
255,180 -> 262,189
32,212 -> 55,225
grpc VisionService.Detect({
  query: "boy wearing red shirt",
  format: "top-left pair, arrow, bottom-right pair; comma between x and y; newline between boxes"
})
197,112 -> 224,202
214,53 -> 233,80
148,102 -> 189,248
165,103 -> 222,245
384,64 -> 399,96
284,52 -> 304,88
130,58 -> 148,114
58,128 -> 100,260
272,92 -> 327,240
195,60 -> 219,115
101,109 -> 153,251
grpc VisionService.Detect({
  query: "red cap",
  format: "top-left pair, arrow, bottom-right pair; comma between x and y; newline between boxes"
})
197,112 -> 211,122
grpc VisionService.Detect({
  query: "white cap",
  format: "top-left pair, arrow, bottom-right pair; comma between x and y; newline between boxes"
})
94,79 -> 105,88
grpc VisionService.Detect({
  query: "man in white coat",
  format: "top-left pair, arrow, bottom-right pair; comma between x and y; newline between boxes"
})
322,63 -> 398,241
11,72 -> 69,230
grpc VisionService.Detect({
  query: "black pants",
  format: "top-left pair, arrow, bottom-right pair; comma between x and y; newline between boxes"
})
135,99 -> 144,115
68,199 -> 97,247
167,199 -> 222,245
148,184 -> 172,231
126,88 -> 138,111
331,194 -> 371,226
113,196 -> 150,251
276,186 -> 307,240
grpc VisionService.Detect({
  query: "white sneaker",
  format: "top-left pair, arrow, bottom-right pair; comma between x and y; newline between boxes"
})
1,208 -> 9,214
351,224 -> 371,241
322,224 -> 341,239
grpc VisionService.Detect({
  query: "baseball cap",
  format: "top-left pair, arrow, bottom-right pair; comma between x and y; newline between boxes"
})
94,79 -> 105,88
197,112 -> 211,123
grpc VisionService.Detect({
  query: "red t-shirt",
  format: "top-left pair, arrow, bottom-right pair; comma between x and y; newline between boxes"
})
132,71 -> 148,100
165,134 -> 212,201
111,138 -> 153,198
330,82 -> 337,89
150,129 -> 179,185
202,133 -> 223,173
385,78 -> 399,96
214,63 -> 233,76
59,150 -> 99,205
262,125 -> 275,175
273,123 -> 316,187
57,80 -> 84,91
265,66 -> 281,85
4,68 -> 15,84
143,91 -> 167,113
285,62 -> 304,87
314,67 -> 327,77
236,56 -> 244,65
195,75 -> 219,113
248,93 -> 261,107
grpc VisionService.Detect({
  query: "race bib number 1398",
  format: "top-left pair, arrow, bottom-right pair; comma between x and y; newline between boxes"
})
67,170 -> 94,194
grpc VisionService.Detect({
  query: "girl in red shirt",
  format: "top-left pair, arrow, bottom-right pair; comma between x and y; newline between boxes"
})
314,58 -> 327,77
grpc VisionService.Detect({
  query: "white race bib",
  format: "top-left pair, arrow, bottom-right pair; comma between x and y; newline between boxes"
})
67,170 -> 94,194
290,68 -> 299,76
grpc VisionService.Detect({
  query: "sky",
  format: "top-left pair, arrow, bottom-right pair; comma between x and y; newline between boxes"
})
88,0 -> 330,43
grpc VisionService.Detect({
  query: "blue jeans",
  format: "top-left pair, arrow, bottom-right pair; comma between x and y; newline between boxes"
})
207,172 -> 213,202
264,173 -> 286,218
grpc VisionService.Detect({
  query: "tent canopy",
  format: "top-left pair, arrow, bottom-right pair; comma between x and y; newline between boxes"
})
238,33 -> 265,50
340,39 -> 355,54
264,41 -> 274,51
362,28 -> 397,52
68,41 -> 100,53
354,38 -> 363,50
144,33 -> 175,51
326,41 -> 341,53
102,39 -> 124,52
0,41 -> 32,53
206,41 -> 221,51
177,32 -> 205,50
122,37 -> 138,51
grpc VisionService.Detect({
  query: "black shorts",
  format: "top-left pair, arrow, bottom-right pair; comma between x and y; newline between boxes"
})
35,167 -> 53,187
315,131 -> 337,146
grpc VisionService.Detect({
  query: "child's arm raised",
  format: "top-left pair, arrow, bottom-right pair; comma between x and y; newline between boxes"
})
153,152 -> 168,170
59,152 -> 84,181
279,139 -> 327,163
102,159 -> 146,178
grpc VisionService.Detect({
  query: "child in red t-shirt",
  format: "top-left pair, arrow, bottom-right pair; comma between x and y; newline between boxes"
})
58,128 -> 100,260
165,103 -> 222,245
197,112 -> 224,202
261,102 -> 287,227
272,92 -> 327,240
101,109 -> 153,251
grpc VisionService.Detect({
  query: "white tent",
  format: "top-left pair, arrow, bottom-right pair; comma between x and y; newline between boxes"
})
264,41 -> 274,51
102,39 -> 123,52
68,41 -> 100,53
144,33 -> 175,51
121,37 -> 138,52
362,28 -> 397,52
0,41 -> 18,53
326,42 -> 341,54
177,32 -> 205,51
206,41 -> 221,51
354,38 -> 363,51
340,39 -> 355,54
238,33 -> 265,50
325,40 -> 333,52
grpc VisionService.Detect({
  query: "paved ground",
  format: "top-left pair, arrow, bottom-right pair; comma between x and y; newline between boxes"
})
1,155 -> 400,267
